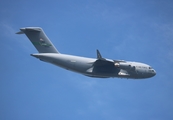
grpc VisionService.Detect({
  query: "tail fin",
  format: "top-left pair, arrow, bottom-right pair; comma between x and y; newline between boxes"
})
16,27 -> 59,53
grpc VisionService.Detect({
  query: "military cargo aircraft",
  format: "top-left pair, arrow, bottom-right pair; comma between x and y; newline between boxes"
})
17,27 -> 156,79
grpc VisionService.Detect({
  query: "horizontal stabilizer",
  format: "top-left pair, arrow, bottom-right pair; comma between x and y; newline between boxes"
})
21,27 -> 41,32
16,31 -> 24,34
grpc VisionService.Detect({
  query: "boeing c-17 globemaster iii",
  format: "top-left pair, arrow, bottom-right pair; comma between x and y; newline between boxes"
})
16,27 -> 156,79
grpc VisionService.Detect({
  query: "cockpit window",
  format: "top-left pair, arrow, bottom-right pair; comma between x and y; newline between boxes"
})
149,67 -> 152,69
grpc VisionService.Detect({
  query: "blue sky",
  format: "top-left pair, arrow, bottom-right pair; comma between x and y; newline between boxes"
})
0,0 -> 173,120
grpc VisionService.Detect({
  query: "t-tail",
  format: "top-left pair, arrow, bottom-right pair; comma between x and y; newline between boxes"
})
16,27 -> 59,53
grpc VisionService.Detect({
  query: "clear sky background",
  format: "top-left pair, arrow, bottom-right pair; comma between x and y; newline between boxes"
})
0,0 -> 173,120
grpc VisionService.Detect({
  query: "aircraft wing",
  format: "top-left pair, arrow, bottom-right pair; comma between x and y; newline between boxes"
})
86,50 -> 121,76
93,50 -> 125,66
93,58 -> 114,67
93,50 -> 115,67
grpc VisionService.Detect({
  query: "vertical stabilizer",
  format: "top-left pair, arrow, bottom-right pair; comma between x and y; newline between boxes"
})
16,27 -> 59,53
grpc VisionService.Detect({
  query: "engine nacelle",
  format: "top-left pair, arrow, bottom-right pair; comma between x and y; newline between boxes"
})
115,62 -> 135,70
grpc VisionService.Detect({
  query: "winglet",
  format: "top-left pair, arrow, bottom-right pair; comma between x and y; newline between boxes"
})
97,49 -> 102,59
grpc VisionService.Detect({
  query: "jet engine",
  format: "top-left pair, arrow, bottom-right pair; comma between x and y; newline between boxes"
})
114,62 -> 135,70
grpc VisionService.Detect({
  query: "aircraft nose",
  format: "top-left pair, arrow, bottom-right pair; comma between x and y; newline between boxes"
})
152,69 -> 156,76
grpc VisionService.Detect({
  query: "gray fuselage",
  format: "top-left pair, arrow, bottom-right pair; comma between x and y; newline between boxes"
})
31,53 -> 156,79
